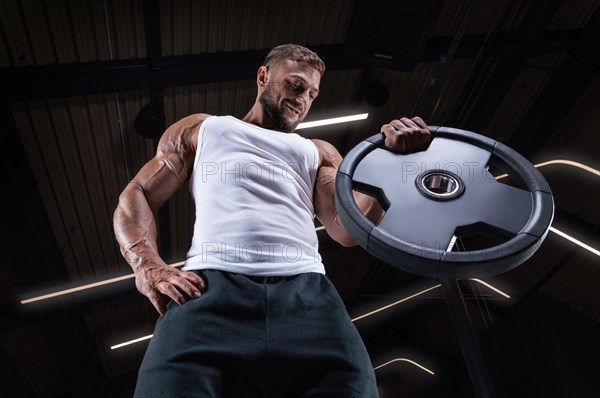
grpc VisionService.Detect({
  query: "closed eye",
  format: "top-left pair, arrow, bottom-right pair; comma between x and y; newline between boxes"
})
288,79 -> 318,101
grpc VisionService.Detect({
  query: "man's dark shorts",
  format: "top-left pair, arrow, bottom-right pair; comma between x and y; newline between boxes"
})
134,270 -> 378,398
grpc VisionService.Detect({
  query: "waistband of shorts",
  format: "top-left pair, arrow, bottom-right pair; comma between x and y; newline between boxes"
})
189,268 -> 324,284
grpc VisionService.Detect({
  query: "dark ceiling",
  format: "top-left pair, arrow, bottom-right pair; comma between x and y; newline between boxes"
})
1,0 -> 599,397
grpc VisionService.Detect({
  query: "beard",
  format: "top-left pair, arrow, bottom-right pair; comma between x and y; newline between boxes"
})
258,83 -> 304,133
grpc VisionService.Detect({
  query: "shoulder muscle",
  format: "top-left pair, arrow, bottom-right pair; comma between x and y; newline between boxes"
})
156,113 -> 211,177
311,138 -> 342,169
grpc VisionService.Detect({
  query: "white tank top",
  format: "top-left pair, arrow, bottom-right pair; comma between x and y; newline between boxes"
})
183,115 -> 325,276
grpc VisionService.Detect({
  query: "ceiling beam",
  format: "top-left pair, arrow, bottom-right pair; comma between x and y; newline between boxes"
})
0,44 -> 350,102
141,0 -> 172,260
143,0 -> 162,71
0,29 -> 576,103
459,0 -> 562,133
507,6 -> 600,159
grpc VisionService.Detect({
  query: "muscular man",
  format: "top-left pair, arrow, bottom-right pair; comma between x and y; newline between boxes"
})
114,44 -> 431,397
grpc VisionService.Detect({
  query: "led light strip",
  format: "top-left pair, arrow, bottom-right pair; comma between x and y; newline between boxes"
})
494,159 -> 599,256
469,278 -> 510,299
351,280 -> 510,323
296,113 -> 369,130
549,226 -> 600,256
111,334 -> 153,350
534,159 -> 600,176
19,261 -> 184,305
373,358 -> 435,375
495,159 -> 599,179
351,285 -> 442,322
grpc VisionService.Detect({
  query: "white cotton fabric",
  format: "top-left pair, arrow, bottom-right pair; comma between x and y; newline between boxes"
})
183,116 -> 325,276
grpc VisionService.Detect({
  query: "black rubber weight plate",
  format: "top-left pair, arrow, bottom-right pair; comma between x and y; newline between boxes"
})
335,126 -> 554,279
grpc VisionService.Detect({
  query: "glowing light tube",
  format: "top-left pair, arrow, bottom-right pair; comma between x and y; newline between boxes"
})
373,358 -> 435,375
296,113 -> 369,130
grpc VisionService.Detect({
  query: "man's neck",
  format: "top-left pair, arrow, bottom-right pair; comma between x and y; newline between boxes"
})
243,102 -> 280,131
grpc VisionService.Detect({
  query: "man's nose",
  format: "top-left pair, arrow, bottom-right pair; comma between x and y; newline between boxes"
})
297,90 -> 310,105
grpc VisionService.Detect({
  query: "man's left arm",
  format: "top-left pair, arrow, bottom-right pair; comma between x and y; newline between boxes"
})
312,116 -> 431,247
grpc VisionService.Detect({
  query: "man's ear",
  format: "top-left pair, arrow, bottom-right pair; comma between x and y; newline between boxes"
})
257,66 -> 269,89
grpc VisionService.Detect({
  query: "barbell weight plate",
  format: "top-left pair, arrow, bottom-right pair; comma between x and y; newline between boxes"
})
354,137 -> 533,249
335,126 -> 554,279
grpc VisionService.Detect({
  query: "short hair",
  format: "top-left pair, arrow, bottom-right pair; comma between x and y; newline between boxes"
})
263,44 -> 325,76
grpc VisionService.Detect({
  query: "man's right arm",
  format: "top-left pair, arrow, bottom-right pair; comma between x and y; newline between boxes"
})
113,113 -> 209,315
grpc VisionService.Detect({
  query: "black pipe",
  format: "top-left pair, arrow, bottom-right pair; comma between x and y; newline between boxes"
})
441,278 -> 496,398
